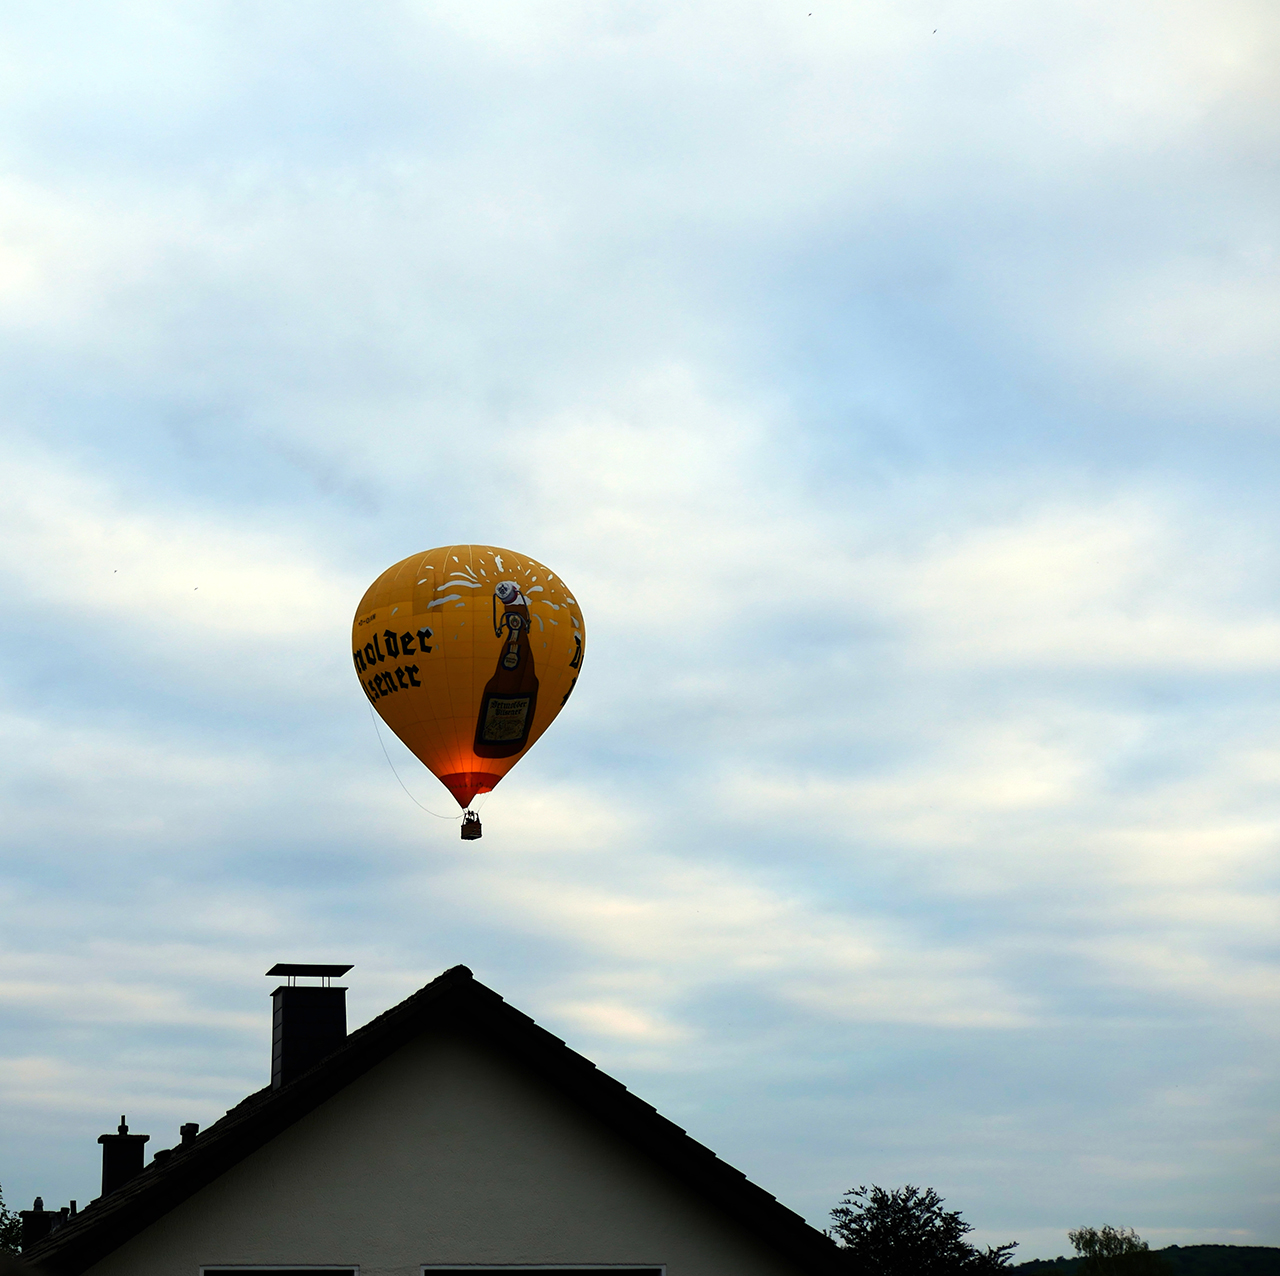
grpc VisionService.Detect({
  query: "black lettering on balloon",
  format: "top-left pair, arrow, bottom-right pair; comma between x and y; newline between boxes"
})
560,677 -> 577,707
417,627 -> 433,653
400,632 -> 416,654
364,642 -> 377,667
353,649 -> 367,673
365,678 -> 379,701
395,666 -> 409,689
373,632 -> 386,662
405,664 -> 421,687
384,629 -> 400,658
570,634 -> 583,669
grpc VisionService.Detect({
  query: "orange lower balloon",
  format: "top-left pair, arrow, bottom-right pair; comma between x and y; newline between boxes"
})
352,545 -> 585,808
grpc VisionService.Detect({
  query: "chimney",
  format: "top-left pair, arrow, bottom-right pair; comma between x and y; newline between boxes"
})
267,963 -> 352,1089
20,1198 -> 77,1250
98,1116 -> 149,1196
19,1197 -> 55,1250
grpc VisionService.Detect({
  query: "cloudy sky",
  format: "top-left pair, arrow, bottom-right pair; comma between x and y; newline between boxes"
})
1,0 -> 1278,1260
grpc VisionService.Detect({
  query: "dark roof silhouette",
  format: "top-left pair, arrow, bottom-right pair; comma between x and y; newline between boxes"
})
25,964 -> 846,1275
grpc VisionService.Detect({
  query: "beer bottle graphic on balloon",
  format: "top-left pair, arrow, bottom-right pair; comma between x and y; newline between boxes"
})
473,580 -> 540,758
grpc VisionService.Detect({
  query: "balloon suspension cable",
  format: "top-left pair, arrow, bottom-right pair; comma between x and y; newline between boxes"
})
368,706 -> 462,820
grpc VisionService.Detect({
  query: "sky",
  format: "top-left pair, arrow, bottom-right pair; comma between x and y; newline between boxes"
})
0,0 -> 1277,1261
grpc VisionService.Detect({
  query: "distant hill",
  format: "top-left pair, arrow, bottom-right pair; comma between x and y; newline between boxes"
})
1014,1247 -> 1280,1274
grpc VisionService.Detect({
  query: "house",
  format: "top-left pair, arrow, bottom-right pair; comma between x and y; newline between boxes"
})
22,963 -> 846,1276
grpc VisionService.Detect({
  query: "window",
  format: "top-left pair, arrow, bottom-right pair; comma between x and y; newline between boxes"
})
202,1269 -> 357,1275
423,1269 -> 662,1275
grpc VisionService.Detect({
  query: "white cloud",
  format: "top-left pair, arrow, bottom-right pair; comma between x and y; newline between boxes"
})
432,847 -> 1033,1034
0,448 -> 352,640
860,500 -> 1280,671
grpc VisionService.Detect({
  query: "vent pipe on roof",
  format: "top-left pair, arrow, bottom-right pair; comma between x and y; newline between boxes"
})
267,963 -> 352,1089
97,1117 -> 149,1197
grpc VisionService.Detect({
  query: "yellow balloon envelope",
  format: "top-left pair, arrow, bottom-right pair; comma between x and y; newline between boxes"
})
352,545 -> 585,809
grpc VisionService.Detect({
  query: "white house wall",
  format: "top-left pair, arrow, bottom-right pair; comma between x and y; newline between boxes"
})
83,1029 -> 812,1276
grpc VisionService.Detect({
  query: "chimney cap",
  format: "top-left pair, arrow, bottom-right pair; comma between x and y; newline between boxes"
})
266,963 -> 353,977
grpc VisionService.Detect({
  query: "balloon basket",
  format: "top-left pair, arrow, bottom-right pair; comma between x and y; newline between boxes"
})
460,811 -> 483,841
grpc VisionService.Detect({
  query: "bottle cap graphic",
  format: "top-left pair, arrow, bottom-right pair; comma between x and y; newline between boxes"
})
494,580 -> 521,603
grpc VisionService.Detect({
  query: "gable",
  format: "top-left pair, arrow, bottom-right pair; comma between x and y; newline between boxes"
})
26,967 -> 842,1276
82,1027 -> 814,1276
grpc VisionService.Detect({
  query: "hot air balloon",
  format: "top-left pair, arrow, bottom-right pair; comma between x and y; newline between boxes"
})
352,545 -> 585,837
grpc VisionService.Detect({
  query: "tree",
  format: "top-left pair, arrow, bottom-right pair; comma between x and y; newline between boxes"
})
1069,1225 -> 1168,1274
0,1184 -> 20,1255
830,1184 -> 1018,1273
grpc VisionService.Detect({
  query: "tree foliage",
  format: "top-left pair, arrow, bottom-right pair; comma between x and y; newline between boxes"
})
1069,1226 -> 1169,1274
831,1184 -> 1018,1274
0,1184 -> 21,1256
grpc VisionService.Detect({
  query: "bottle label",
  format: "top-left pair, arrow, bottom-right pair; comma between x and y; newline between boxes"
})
478,694 -> 532,743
